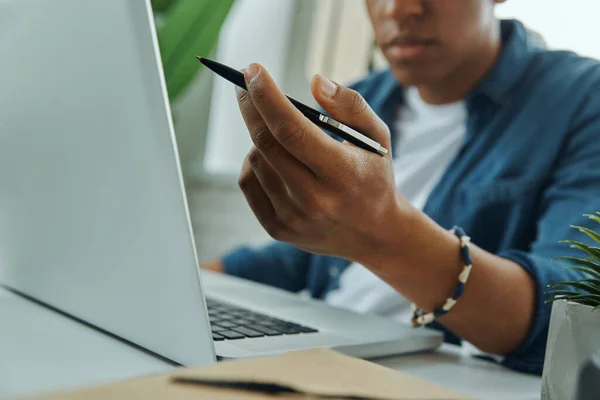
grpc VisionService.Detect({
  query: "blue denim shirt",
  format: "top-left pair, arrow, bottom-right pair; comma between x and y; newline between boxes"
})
222,20 -> 600,375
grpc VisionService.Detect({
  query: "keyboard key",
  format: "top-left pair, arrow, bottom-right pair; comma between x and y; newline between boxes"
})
251,325 -> 284,336
212,333 -> 225,341
215,320 -> 237,329
297,326 -> 318,333
230,312 -> 249,319
274,324 -> 303,334
232,326 -> 265,338
219,330 -> 245,340
211,326 -> 226,333
236,318 -> 257,326
258,318 -> 285,326
205,297 -> 319,337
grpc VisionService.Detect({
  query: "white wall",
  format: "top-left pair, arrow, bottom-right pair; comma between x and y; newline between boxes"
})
496,0 -> 600,60
307,0 -> 373,84
202,0 -> 297,176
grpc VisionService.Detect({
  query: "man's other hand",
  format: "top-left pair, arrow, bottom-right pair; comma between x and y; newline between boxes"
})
200,259 -> 224,273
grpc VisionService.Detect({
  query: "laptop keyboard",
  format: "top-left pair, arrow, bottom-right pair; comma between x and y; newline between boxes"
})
206,297 -> 319,341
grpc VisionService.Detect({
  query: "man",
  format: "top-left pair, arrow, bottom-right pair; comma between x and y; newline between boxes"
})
203,0 -> 600,374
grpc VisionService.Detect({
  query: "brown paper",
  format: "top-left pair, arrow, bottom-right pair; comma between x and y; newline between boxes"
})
33,348 -> 470,400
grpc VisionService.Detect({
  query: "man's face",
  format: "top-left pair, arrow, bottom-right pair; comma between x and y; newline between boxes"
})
366,0 -> 501,87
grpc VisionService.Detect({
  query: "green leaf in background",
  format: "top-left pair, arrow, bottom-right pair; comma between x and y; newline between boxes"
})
548,280 -> 600,296
555,256 -> 600,269
151,0 -> 177,14
584,213 -> 600,225
546,293 -> 600,307
546,212 -> 600,308
571,225 -> 600,245
566,266 -> 600,281
560,240 -> 600,260
154,0 -> 236,101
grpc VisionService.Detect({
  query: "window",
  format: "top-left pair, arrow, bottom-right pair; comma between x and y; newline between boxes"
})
496,0 -> 600,60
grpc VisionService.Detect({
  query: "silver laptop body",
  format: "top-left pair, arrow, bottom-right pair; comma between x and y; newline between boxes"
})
0,0 -> 442,366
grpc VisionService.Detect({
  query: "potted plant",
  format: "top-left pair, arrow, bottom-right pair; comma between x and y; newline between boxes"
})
542,212 -> 600,400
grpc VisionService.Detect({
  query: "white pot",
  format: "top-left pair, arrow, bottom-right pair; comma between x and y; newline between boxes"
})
541,300 -> 600,400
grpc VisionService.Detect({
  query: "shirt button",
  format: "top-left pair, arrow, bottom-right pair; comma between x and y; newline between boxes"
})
329,268 -> 339,278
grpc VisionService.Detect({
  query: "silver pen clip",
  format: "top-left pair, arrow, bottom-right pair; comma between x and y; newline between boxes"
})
318,115 -> 388,156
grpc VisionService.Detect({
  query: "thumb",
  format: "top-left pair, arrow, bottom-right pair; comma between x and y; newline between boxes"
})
310,74 -> 391,148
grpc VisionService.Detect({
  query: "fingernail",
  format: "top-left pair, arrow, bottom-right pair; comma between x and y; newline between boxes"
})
243,63 -> 261,83
319,75 -> 338,98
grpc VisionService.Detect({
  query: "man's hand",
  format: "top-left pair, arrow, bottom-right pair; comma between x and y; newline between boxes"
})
236,63 -> 413,264
231,64 -> 537,356
200,259 -> 224,273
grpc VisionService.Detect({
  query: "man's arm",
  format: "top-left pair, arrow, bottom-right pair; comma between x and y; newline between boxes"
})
355,89 -> 600,372
202,241 -> 313,293
232,62 -> 599,373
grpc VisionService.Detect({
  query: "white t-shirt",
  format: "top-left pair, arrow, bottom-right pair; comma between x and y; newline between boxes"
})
325,86 -> 466,322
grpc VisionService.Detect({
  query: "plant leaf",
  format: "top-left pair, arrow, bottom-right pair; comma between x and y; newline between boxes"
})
560,240 -> 600,260
585,214 -> 600,226
546,294 -> 600,307
568,294 -> 600,304
554,256 -> 600,271
548,280 -> 600,295
545,289 -> 582,297
565,266 -> 600,281
151,0 -> 178,13
571,225 -> 600,246
157,0 -> 236,100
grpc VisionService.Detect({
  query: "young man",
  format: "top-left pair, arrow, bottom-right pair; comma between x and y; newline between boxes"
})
202,0 -> 600,374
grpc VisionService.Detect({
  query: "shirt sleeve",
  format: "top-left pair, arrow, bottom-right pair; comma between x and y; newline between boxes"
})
222,241 -> 313,293
498,90 -> 600,374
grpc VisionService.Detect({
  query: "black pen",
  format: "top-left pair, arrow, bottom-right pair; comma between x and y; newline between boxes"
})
196,57 -> 388,156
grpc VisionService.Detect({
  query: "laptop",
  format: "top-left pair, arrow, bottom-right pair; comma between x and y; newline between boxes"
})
0,0 -> 442,366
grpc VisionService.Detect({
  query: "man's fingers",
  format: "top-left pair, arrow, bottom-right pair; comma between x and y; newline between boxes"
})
246,147 -> 291,211
236,86 -> 316,189
242,64 -> 345,173
238,157 -> 282,237
310,74 -> 391,150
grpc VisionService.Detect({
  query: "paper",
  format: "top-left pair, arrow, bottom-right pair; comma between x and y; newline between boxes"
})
33,348 -> 470,400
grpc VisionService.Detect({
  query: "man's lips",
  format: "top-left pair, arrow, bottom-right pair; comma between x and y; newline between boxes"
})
384,37 -> 438,60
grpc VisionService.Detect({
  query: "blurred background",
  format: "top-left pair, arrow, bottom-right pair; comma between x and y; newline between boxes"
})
153,0 -> 600,264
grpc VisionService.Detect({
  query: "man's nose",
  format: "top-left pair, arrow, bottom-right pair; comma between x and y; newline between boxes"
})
381,0 -> 426,23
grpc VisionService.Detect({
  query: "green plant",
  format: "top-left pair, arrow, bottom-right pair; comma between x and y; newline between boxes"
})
152,0 -> 236,101
547,212 -> 600,309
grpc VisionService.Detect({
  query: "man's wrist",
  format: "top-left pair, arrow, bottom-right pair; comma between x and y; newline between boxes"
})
358,202 -> 463,311
356,197 -> 420,272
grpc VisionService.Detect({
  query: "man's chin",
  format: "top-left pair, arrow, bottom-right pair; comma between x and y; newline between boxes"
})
390,68 -> 436,88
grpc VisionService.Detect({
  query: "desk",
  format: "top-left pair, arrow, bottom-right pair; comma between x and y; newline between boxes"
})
0,288 -> 540,399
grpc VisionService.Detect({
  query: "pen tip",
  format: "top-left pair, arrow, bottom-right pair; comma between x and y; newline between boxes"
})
195,56 -> 203,61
